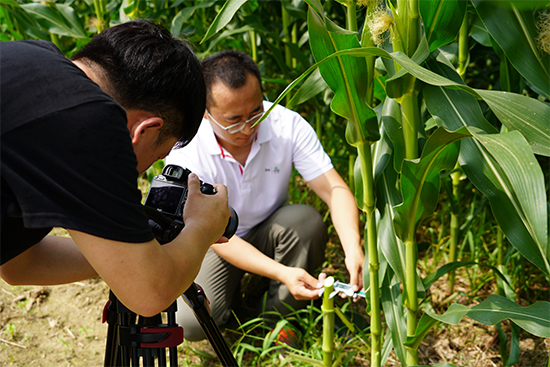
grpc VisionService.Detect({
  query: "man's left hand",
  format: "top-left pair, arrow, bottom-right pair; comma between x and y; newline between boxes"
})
282,268 -> 327,301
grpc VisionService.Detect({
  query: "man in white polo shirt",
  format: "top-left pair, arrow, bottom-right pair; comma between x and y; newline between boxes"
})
166,50 -> 364,340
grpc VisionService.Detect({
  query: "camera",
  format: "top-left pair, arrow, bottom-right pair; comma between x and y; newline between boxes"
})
144,164 -> 238,244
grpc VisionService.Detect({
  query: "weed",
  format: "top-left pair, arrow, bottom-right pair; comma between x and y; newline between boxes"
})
2,323 -> 17,340
15,299 -> 29,314
78,325 -> 93,336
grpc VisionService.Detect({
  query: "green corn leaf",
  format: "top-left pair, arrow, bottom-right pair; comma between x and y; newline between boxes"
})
1,1 -> 49,41
393,127 -> 469,241
287,68 -> 328,109
377,161 -> 427,301
373,103 -> 393,180
386,37 -> 431,101
200,0 -> 248,43
381,97 -> 405,173
471,128 -> 549,274
381,270 -> 407,366
55,4 -> 86,38
171,1 -> 217,36
469,15 -> 492,47
425,294 -> 550,339
306,0 -> 379,145
474,89 -> 550,157
472,0 -> 550,99
420,0 -> 467,52
496,321 -> 521,367
380,332 -> 394,367
422,57 -> 549,275
20,3 -> 86,38
492,40 -> 522,94
404,313 -> 440,350
377,160 -> 405,284
495,1 -> 550,9
427,93 -> 549,274
261,48 -> 389,126
389,50 -> 550,157
198,25 -> 257,58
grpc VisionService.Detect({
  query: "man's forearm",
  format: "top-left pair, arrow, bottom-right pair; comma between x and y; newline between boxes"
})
0,235 -> 98,285
330,187 -> 362,255
211,236 -> 287,282
308,169 -> 362,254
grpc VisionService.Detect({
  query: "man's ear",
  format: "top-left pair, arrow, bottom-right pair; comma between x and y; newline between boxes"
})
127,110 -> 164,144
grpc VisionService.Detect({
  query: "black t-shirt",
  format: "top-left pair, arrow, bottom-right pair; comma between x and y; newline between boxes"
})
1,40 -> 155,264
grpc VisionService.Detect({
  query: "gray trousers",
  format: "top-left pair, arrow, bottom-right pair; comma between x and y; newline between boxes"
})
176,204 -> 328,341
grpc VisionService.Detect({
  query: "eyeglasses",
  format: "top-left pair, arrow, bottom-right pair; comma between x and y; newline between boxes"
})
206,109 -> 264,134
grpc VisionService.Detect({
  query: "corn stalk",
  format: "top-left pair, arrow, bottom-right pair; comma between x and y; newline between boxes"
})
322,277 -> 335,367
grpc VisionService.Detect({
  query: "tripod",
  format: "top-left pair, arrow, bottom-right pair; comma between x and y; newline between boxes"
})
103,282 -> 238,367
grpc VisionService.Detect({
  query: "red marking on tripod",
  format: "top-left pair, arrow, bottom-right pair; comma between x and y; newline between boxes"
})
102,300 -> 111,323
195,283 -> 205,296
139,326 -> 184,348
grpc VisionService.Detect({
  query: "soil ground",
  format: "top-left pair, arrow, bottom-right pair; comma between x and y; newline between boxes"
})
1,231 -> 548,366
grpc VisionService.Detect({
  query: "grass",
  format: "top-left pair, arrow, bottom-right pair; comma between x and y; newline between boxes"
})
221,297 -> 370,366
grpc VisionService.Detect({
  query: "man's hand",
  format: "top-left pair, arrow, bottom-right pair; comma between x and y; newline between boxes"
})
281,268 -> 327,301
182,173 -> 230,245
343,246 -> 365,300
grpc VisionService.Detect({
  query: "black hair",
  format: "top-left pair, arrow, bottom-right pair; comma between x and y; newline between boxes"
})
71,20 -> 205,148
200,50 -> 262,108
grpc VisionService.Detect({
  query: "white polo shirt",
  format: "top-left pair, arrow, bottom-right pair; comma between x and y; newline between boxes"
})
165,101 -> 333,237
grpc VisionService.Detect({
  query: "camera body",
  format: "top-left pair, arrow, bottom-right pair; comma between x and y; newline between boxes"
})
144,164 -> 238,243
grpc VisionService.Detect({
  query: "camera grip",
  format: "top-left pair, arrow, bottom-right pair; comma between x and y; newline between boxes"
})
143,206 -> 182,245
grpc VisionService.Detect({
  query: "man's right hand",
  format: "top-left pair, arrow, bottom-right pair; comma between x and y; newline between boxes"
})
181,172 -> 230,245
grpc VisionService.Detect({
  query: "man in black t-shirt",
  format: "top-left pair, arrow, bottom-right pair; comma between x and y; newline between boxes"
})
0,20 -> 231,317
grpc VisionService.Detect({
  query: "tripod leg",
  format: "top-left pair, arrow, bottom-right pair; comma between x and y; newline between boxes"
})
167,309 -> 178,367
183,283 -> 239,367
103,300 -> 118,366
120,312 -> 131,366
